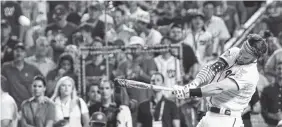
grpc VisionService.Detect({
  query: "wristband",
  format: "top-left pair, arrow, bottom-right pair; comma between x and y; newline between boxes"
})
189,88 -> 202,97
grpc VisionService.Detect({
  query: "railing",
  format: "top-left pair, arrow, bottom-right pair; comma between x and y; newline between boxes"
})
224,0 -> 275,50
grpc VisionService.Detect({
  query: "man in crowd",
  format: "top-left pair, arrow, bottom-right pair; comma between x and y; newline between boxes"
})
1,19 -> 20,64
1,1 -> 30,40
1,42 -> 42,108
154,37 -> 182,98
45,4 -> 78,62
202,1 -> 230,55
265,49 -> 282,83
137,72 -> 180,127
1,75 -> 18,127
24,36 -> 56,77
261,62 -> 282,127
87,83 -> 101,107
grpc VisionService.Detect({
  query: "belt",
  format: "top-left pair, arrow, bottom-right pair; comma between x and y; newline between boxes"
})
209,107 -> 232,116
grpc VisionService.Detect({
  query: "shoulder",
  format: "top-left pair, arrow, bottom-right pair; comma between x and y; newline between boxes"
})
272,49 -> 282,55
21,99 -> 30,108
212,16 -> 225,24
2,62 -> 13,69
67,22 -> 78,28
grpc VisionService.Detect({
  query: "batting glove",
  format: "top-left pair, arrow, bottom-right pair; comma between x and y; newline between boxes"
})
172,85 -> 190,99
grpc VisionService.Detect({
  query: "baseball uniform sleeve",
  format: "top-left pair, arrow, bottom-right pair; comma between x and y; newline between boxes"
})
1,96 -> 17,121
219,47 -> 240,67
227,65 -> 259,90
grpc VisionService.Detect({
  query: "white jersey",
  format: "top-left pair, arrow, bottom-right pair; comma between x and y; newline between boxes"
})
154,55 -> 182,97
207,47 -> 259,111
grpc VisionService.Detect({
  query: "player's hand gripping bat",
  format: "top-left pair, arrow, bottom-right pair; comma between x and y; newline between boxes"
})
114,78 -> 173,91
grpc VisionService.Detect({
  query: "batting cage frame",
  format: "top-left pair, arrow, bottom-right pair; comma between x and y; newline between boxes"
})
78,44 -> 183,99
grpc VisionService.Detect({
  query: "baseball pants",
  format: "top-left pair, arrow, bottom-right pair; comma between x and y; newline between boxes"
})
196,112 -> 244,127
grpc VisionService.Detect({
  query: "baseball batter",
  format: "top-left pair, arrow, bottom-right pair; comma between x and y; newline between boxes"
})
173,34 -> 267,127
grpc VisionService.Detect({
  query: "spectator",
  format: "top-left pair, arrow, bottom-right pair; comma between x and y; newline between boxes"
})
242,89 -> 261,127
46,53 -> 77,97
265,49 -> 282,83
1,75 -> 18,127
64,44 -> 80,73
76,23 -> 95,47
261,62 -> 282,127
264,30 -> 281,56
87,83 -> 101,107
67,1 -> 82,25
90,112 -> 107,127
183,10 -> 214,65
89,80 -> 121,127
137,72 -> 180,127
202,1 -> 230,54
133,10 -> 162,45
25,36 -> 56,77
116,36 -> 157,102
25,13 -> 48,49
168,23 -> 199,83
51,76 -> 90,127
1,1 -> 30,39
1,42 -> 42,108
85,43 -> 114,84
179,98 -> 201,127
20,75 -> 56,127
215,1 -> 241,37
45,4 -> 78,62
154,37 -> 182,98
227,1 -> 247,24
1,19 -> 20,64
262,2 -> 282,37
81,3 -> 105,39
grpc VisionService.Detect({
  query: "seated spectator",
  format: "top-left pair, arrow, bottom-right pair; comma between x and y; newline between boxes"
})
261,62 -> 282,127
87,83 -> 101,107
51,76 -> 90,127
20,76 -> 56,127
265,49 -> 282,83
1,75 -> 18,127
1,19 -> 20,64
90,112 -> 107,127
46,53 -> 78,97
25,36 -> 56,77
215,1 -> 241,37
154,37 -> 182,97
137,72 -> 180,127
202,1 -> 230,54
81,3 -> 105,39
1,42 -> 42,108
133,11 -> 162,45
89,80 -> 126,127
45,4 -> 78,62
183,10 -> 214,65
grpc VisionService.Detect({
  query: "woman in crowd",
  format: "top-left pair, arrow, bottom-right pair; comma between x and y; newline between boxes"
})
20,75 -> 56,127
46,53 -> 78,97
51,76 -> 90,127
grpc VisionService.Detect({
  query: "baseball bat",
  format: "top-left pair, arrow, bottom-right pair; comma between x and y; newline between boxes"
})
114,78 -> 173,91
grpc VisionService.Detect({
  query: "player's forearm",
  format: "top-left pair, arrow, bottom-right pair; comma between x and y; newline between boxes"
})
187,65 -> 216,88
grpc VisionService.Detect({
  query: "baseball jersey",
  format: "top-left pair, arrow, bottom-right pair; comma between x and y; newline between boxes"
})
154,55 -> 182,97
207,47 -> 259,111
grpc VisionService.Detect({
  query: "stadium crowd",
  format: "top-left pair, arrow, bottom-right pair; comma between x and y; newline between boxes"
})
1,1 -> 282,127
